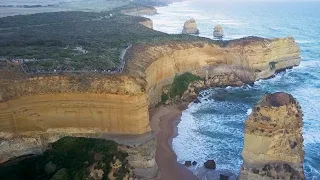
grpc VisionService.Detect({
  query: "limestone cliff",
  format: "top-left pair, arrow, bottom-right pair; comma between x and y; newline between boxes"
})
0,37 -> 301,165
239,92 -> 305,179
125,37 -> 300,105
182,18 -> 199,34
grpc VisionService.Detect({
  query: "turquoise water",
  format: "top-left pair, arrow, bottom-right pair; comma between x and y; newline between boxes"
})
146,1 -> 320,179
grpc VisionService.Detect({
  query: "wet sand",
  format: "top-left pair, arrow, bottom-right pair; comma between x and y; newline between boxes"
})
151,104 -> 199,180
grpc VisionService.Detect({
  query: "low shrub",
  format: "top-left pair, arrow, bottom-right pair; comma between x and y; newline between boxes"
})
170,72 -> 200,98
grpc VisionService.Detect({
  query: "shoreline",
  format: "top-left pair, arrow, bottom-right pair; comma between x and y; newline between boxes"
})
150,103 -> 199,180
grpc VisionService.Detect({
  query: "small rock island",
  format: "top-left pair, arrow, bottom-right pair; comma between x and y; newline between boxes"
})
213,24 -> 224,38
239,92 -> 305,179
182,18 -> 200,34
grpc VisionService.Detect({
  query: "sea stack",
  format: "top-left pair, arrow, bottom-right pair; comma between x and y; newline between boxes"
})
182,18 -> 199,34
239,92 -> 305,179
213,25 -> 224,38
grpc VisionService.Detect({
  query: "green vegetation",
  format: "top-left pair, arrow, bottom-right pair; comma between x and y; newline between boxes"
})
0,9 -> 215,71
269,62 -> 277,70
161,93 -> 169,103
169,72 -> 201,98
0,137 -> 130,180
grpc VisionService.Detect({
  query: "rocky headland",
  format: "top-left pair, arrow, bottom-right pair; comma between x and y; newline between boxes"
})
0,7 -> 302,178
182,18 -> 200,34
239,92 -> 305,179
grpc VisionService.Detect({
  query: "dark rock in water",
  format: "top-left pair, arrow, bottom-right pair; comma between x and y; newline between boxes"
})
193,98 -> 201,104
45,161 -> 57,174
185,161 -> 192,167
220,174 -> 229,180
192,161 -> 197,166
248,82 -> 255,87
204,160 -> 216,170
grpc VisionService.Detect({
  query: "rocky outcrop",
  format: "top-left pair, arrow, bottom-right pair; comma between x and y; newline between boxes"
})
139,19 -> 153,29
182,18 -> 199,34
213,25 -> 224,38
119,139 -> 158,178
239,92 -> 305,179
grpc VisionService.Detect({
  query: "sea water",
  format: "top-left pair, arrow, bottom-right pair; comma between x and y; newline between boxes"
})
146,1 -> 320,179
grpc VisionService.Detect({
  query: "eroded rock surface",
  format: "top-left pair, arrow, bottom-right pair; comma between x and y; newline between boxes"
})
213,25 -> 224,38
0,37 -> 301,166
119,139 -> 158,179
182,18 -> 199,34
239,92 -> 305,180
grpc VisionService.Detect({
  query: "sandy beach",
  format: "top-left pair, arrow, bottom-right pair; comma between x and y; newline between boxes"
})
150,103 -> 199,180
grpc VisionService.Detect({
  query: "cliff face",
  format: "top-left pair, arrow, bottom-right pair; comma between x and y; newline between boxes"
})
0,37 -> 301,136
126,37 -> 300,105
0,37 -> 300,164
239,92 -> 305,179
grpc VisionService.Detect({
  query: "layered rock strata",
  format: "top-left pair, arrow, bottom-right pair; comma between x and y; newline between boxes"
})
182,18 -> 200,34
239,92 -> 305,179
0,37 -> 301,167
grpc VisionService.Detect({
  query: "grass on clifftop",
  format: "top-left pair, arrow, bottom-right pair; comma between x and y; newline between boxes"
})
0,137 -> 130,180
0,8 -> 214,71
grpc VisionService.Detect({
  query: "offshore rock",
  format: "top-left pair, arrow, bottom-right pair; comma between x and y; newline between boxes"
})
182,18 -> 200,34
239,92 -> 305,179
213,25 -> 224,38
204,160 -> 216,170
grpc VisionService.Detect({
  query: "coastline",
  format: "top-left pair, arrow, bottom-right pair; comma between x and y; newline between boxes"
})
150,103 -> 199,180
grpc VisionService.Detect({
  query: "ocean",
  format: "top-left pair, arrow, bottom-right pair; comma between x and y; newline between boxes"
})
145,1 -> 320,179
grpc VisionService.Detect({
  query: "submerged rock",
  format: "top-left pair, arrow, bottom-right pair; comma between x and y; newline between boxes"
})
182,18 -> 200,34
220,174 -> 229,180
213,25 -> 224,38
185,161 -> 192,167
204,160 -> 216,170
239,92 -> 305,179
192,161 -> 198,166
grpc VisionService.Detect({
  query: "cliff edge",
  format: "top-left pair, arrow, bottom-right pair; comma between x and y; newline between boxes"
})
239,92 -> 305,179
0,37 -> 301,136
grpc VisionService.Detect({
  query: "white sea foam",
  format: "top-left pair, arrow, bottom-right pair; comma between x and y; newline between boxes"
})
246,109 -> 252,116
